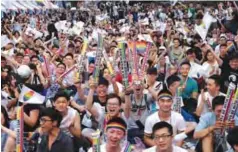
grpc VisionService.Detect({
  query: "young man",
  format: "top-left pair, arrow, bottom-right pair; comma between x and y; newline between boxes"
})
88,117 -> 133,152
53,90 -> 84,151
227,126 -> 238,152
194,96 -> 238,152
196,75 -> 225,116
144,89 -> 186,147
143,122 -> 187,152
37,108 -> 74,152
179,62 -> 198,100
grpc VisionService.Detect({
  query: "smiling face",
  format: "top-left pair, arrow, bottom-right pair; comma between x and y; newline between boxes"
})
106,128 -> 125,147
106,98 -> 121,117
96,84 -> 108,98
157,98 -> 173,113
132,81 -> 143,95
153,128 -> 173,152
53,97 -> 69,113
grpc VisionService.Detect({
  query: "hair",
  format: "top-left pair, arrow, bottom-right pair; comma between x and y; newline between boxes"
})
220,44 -> 227,48
227,126 -> 238,150
57,62 -> 66,69
180,61 -> 191,68
147,67 -> 158,75
68,43 -> 75,48
157,88 -> 172,97
53,89 -> 70,102
30,55 -> 39,61
98,76 -> 109,87
173,38 -> 180,43
208,75 -> 221,87
41,108 -> 63,127
1,106 -> 10,128
202,50 -> 213,63
106,93 -> 122,106
212,96 -> 225,110
107,117 -> 127,132
152,121 -> 173,137
64,53 -> 74,59
16,52 -> 24,57
166,74 -> 181,88
52,45 -> 59,49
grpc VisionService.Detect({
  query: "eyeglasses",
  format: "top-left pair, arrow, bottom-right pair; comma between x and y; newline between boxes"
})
40,118 -> 53,124
153,134 -> 172,141
107,103 -> 119,107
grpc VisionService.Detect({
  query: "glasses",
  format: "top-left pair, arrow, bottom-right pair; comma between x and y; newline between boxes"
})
40,118 -> 53,124
153,134 -> 171,141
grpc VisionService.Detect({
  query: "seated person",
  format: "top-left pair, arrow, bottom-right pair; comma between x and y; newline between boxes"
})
88,117 -> 134,152
37,108 -> 74,152
143,121 -> 187,152
194,96 -> 238,152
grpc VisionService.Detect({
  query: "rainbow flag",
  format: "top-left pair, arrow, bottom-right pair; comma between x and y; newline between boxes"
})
136,41 -> 147,54
19,85 -> 45,104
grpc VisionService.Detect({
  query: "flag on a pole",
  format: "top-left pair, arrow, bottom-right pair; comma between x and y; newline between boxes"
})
19,85 -> 45,104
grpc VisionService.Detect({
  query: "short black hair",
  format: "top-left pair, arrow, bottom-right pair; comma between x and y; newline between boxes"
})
30,55 -> 39,61
52,45 -> 59,49
16,52 -> 24,57
64,53 -> 74,59
157,88 -> 172,97
57,62 -> 66,69
166,74 -> 181,88
107,117 -> 127,131
227,126 -> 238,150
208,75 -> 221,87
41,108 -> 63,127
220,44 -> 227,48
180,61 -> 191,68
186,48 -> 196,54
173,38 -> 180,43
53,89 -> 70,102
212,96 -> 225,110
147,67 -> 157,75
229,52 -> 238,61
152,121 -> 173,138
106,93 -> 122,105
98,76 -> 109,87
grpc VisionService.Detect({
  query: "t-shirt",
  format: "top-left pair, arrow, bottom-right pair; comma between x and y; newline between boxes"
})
143,145 -> 187,152
197,92 -> 225,116
144,111 -> 186,136
180,77 -> 198,100
88,143 -> 133,152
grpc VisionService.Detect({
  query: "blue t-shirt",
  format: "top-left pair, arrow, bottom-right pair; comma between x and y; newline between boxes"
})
181,77 -> 198,99
195,112 -> 238,132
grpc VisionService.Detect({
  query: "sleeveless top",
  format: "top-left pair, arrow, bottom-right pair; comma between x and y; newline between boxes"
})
60,107 -> 77,137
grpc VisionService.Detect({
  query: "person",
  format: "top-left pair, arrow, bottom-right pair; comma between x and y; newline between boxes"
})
227,126 -> 238,152
179,61 -> 198,100
88,117 -> 134,152
195,75 -> 225,116
144,89 -> 186,147
143,121 -> 187,152
194,96 -> 238,152
36,107 -> 74,152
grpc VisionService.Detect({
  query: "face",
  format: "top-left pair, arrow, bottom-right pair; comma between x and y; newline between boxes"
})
214,105 -> 223,118
219,38 -> 227,45
96,85 -> 108,98
180,64 -> 190,77
153,128 -> 173,151
106,128 -> 125,147
220,46 -> 227,56
64,56 -> 74,66
53,97 -> 69,113
16,56 -> 23,64
106,98 -> 121,117
31,57 -> 39,65
133,82 -> 143,95
207,52 -> 214,61
229,59 -> 238,70
23,56 -> 30,65
157,98 -> 173,113
88,63 -> 95,74
147,74 -> 157,84
206,79 -> 219,93
40,116 -> 55,133
1,59 -> 6,67
56,64 -> 66,75
173,40 -> 180,48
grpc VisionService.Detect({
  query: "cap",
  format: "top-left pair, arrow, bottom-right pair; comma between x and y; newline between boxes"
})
220,34 -> 228,39
17,65 -> 31,79
159,46 -> 166,50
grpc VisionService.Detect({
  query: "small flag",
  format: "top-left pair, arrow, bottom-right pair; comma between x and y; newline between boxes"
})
19,85 -> 45,104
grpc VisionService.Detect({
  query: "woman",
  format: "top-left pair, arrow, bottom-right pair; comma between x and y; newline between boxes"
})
202,49 -> 222,79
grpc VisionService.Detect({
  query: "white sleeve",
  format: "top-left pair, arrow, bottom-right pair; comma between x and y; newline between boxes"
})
197,94 -> 202,108
177,115 -> 186,132
144,117 -> 153,135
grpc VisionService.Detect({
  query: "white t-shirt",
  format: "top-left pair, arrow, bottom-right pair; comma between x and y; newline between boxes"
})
144,111 -> 186,136
197,91 -> 225,116
143,145 -> 187,152
202,61 -> 220,79
108,82 -> 123,94
88,144 -> 130,152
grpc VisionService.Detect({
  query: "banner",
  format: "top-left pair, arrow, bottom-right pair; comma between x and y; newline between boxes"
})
19,85 -> 45,104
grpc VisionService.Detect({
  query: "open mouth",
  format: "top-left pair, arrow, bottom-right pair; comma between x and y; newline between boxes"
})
109,109 -> 116,113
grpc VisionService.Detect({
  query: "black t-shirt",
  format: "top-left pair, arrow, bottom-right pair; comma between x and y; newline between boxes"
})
92,95 -> 107,107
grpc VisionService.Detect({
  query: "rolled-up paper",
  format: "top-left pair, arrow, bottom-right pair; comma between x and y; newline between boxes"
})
16,106 -> 24,152
58,65 -> 76,79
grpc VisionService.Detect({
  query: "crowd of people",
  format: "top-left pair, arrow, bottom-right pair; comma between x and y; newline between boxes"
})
1,1 -> 238,152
